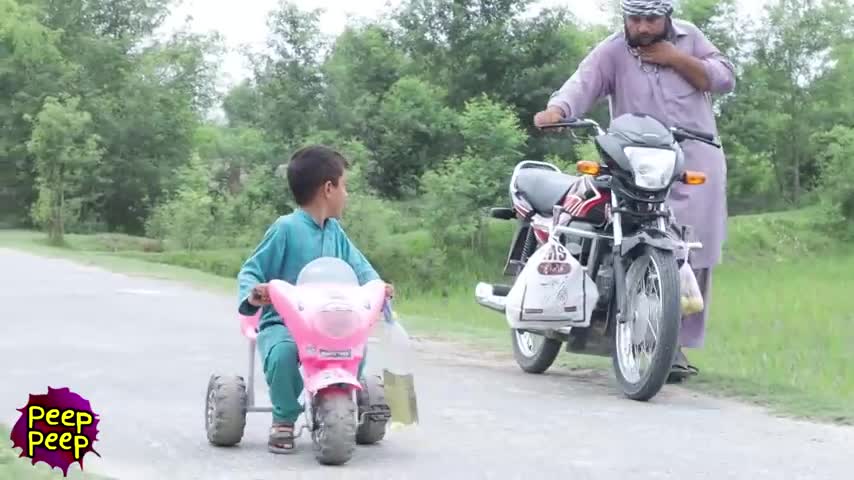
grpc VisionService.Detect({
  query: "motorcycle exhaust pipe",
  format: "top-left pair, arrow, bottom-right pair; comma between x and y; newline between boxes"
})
475,282 -> 509,313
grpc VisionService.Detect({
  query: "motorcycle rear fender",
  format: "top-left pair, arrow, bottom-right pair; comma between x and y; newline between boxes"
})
619,228 -> 678,257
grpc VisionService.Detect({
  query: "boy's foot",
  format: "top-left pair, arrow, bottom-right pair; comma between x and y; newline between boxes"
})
268,423 -> 296,454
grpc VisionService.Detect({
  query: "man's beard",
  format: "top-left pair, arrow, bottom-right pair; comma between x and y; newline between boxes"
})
625,27 -> 669,48
624,17 -> 672,48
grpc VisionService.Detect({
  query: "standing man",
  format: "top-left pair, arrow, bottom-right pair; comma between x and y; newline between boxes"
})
534,0 -> 735,382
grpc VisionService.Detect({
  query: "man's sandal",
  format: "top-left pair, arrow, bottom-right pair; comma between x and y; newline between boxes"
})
268,424 -> 296,454
667,350 -> 699,384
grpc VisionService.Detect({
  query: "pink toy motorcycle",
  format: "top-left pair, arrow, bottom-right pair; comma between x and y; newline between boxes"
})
205,257 -> 393,465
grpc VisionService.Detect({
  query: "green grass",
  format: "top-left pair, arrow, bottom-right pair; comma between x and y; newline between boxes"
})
2,207 -> 853,424
690,255 -> 854,423
0,425 -> 105,480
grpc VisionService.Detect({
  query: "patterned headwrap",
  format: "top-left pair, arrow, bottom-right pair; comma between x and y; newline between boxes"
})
621,0 -> 674,16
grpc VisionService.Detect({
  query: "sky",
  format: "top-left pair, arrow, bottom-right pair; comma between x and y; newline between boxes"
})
157,0 -> 771,90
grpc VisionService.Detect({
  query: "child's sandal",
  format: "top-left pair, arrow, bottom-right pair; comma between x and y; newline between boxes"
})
268,423 -> 295,454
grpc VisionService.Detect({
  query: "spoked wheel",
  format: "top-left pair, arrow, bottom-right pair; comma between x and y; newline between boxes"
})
511,329 -> 562,374
612,246 -> 681,401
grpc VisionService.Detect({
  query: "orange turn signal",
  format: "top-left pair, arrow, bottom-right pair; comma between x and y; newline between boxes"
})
683,171 -> 706,185
576,160 -> 601,176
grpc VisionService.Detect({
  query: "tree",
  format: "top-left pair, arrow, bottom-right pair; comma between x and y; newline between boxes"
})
421,95 -> 526,247
26,96 -> 103,244
320,22 -> 407,133
744,0 -> 853,205
251,1 -> 327,146
0,0 -> 70,225
363,76 -> 459,198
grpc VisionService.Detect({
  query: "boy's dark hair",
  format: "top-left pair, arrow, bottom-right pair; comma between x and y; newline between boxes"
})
286,145 -> 349,205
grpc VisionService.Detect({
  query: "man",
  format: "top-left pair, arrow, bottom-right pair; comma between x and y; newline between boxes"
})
534,0 -> 735,382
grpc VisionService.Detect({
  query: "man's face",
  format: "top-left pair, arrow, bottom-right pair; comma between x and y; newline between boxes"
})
624,15 -> 668,47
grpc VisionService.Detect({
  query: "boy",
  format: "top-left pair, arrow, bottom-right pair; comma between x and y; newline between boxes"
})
236,145 -> 393,453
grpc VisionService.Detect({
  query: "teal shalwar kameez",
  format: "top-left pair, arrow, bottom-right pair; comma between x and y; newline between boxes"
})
237,209 -> 380,424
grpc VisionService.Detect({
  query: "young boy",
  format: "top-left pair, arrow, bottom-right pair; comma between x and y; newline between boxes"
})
236,145 -> 393,454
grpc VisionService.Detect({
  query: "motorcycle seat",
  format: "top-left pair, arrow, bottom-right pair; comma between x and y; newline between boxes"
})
515,168 -> 578,217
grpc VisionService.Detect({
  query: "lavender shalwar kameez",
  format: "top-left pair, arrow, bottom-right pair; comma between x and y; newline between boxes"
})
546,19 -> 736,348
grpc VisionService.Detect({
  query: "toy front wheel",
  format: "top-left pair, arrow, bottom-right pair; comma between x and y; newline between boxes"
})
312,389 -> 357,465
356,375 -> 390,445
205,373 -> 248,446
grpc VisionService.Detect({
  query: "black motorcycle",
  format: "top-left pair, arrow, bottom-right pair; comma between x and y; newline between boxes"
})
475,112 -> 722,400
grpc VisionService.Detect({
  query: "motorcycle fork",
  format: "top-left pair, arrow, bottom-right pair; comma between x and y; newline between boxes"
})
609,194 -> 628,324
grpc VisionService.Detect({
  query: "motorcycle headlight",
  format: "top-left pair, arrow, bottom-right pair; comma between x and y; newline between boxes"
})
624,147 -> 676,190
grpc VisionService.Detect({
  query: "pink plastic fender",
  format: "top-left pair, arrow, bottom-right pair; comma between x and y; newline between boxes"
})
304,367 -> 362,394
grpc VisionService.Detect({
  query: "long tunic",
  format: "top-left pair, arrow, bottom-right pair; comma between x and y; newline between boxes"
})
547,18 -> 736,269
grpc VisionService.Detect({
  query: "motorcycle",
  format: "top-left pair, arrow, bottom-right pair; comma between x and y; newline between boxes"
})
475,112 -> 722,401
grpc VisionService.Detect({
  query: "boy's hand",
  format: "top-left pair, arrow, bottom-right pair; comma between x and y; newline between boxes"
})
385,283 -> 395,299
249,283 -> 271,307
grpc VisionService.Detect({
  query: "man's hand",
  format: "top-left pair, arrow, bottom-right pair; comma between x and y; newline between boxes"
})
534,107 -> 565,128
638,41 -> 681,67
385,283 -> 395,300
640,41 -> 711,91
249,283 -> 270,307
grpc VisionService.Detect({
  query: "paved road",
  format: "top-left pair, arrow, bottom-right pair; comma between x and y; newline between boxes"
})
1,249 -> 853,480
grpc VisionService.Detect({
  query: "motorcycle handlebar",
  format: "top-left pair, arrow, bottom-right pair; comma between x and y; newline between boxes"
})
675,125 -> 715,142
540,117 -> 721,148
539,117 -> 605,134
671,125 -> 721,149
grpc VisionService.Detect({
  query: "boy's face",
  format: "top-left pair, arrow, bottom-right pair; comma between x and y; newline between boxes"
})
324,173 -> 348,218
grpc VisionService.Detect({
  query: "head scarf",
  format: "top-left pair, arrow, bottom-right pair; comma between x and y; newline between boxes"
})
621,0 -> 674,16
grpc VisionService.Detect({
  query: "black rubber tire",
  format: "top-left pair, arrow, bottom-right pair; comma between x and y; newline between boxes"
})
205,374 -> 248,447
356,375 -> 388,445
612,246 -> 681,401
312,390 -> 357,465
510,329 -> 562,374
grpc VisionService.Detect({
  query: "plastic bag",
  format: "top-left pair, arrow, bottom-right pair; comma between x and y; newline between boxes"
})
679,262 -> 704,315
378,303 -> 419,427
504,235 -> 598,330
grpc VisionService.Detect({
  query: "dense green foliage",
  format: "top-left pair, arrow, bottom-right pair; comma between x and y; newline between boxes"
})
2,0 -> 854,282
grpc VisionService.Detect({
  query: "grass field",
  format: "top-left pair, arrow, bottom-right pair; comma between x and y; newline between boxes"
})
1,208 -> 852,425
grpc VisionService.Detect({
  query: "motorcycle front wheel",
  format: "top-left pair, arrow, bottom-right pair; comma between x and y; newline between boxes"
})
511,329 -> 562,374
612,245 -> 681,401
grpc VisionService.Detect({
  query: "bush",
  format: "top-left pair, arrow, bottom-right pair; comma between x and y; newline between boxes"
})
146,153 -> 218,250
123,249 -> 250,278
78,233 -> 164,253
813,126 -> 854,236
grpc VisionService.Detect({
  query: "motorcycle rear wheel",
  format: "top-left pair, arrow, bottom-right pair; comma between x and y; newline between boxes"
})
612,245 -> 681,401
511,329 -> 562,374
